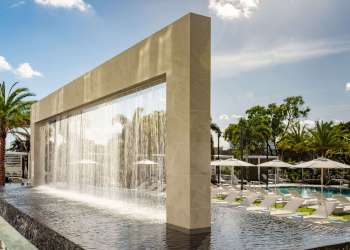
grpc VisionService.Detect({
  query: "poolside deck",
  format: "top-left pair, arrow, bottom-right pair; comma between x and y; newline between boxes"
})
0,216 -> 37,250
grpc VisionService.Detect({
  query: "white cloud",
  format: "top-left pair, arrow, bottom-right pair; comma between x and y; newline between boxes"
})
209,0 -> 261,20
15,63 -> 42,78
231,114 -> 243,119
10,1 -> 26,8
300,119 -> 315,129
219,114 -> 230,121
0,56 -> 12,71
346,83 -> 350,92
214,39 -> 350,77
34,0 -> 91,12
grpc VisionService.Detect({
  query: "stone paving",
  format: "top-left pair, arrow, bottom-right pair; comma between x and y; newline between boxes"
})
0,217 -> 37,250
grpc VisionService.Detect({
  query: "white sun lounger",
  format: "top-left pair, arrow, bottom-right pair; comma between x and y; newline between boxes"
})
247,195 -> 280,212
270,197 -> 304,216
333,195 -> 350,206
224,191 -> 241,203
304,202 -> 337,219
289,190 -> 318,206
239,192 -> 258,207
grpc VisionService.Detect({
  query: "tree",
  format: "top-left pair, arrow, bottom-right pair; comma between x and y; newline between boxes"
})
309,121 -> 344,157
245,106 -> 272,156
8,128 -> 31,152
0,82 -> 35,186
224,117 -> 267,159
278,122 -> 310,161
211,123 -> 222,159
243,96 -> 310,157
268,96 -> 310,154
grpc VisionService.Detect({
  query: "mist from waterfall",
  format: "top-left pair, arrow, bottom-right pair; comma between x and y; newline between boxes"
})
39,83 -> 166,215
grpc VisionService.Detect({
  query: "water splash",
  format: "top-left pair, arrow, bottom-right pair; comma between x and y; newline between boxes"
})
35,185 -> 165,222
39,83 -> 166,216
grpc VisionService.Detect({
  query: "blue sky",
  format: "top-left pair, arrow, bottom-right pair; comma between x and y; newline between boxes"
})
1,0 -> 350,137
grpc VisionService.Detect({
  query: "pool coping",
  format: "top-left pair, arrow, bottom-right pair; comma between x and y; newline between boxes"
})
0,198 -> 83,250
0,216 -> 37,250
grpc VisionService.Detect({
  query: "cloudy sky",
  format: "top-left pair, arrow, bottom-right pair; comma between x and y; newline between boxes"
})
1,0 -> 350,143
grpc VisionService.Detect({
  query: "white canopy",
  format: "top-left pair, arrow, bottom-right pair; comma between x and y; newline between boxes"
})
210,158 -> 255,186
224,158 -> 256,167
257,159 -> 293,168
210,158 -> 255,167
293,157 -> 350,187
293,157 -> 350,169
135,160 -> 159,165
210,160 -> 225,166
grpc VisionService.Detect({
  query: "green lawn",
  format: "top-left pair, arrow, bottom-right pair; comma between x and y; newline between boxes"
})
271,203 -> 284,209
215,194 -> 227,200
329,213 -> 350,222
297,207 -> 316,215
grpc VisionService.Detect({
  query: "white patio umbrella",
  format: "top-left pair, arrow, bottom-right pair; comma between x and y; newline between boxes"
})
135,160 -> 159,165
135,160 -> 160,186
210,158 -> 255,188
210,160 -> 225,166
293,157 -> 350,190
258,160 -> 293,187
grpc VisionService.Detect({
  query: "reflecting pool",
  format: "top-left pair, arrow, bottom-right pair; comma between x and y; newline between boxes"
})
1,185 -> 350,250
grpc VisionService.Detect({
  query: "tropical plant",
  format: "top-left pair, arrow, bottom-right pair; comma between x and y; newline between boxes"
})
309,121 -> 344,157
0,82 -> 35,186
224,96 -> 310,159
278,122 -> 310,160
267,96 -> 310,154
211,122 -> 222,159
224,117 -> 267,159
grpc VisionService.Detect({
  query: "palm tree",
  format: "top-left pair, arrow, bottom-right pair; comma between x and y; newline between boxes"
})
279,122 -> 310,160
210,123 -> 221,159
0,82 -> 35,186
309,121 -> 343,157
8,128 -> 31,152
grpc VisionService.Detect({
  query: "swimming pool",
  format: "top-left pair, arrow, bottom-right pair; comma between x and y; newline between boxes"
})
277,185 -> 350,198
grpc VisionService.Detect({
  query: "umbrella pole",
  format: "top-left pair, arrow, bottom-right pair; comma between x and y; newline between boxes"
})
274,168 -> 277,191
302,168 -> 304,186
241,166 -> 244,191
321,168 -> 324,195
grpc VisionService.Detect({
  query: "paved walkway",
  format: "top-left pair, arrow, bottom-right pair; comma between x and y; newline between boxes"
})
0,217 -> 37,250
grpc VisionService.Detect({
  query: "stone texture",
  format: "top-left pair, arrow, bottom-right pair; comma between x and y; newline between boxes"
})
30,13 -> 211,232
0,198 -> 83,250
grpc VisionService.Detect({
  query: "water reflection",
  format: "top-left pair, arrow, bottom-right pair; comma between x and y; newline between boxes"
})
2,186 -> 350,250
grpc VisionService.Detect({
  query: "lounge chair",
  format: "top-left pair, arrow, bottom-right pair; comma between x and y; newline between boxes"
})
239,192 -> 259,207
289,190 -> 318,205
333,195 -> 350,206
270,197 -> 304,216
304,202 -> 337,219
224,191 -> 241,203
211,188 -> 221,199
247,195 -> 280,212
332,195 -> 350,213
138,182 -> 148,190
148,182 -> 160,191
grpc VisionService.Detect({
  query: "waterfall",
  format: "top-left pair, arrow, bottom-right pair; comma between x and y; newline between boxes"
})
40,83 -> 166,211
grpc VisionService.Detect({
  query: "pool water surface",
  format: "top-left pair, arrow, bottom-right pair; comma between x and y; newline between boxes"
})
1,185 -> 350,250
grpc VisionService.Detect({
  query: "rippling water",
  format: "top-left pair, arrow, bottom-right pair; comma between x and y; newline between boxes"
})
1,185 -> 350,250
